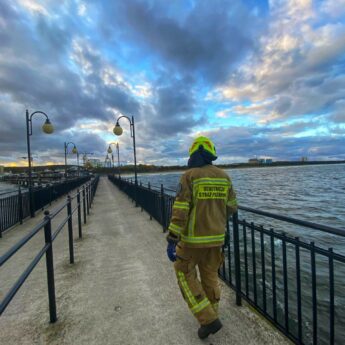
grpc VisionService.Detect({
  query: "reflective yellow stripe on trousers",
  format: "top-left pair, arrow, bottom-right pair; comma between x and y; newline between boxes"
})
177,272 -> 211,314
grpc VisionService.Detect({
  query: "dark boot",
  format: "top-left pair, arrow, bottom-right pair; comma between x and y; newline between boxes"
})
198,319 -> 223,339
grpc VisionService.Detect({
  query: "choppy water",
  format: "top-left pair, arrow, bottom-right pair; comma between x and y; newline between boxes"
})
136,164 -> 345,344
0,182 -> 24,198
137,164 -> 345,238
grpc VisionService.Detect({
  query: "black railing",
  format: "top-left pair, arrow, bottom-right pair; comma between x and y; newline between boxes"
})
0,177 -> 91,236
0,176 -> 99,322
108,175 -> 345,345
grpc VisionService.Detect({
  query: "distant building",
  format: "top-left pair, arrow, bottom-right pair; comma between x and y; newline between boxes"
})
0,165 -> 4,174
301,157 -> 308,162
248,158 -> 273,165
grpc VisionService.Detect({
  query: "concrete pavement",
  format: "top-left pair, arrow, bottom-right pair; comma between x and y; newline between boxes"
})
0,177 -> 291,345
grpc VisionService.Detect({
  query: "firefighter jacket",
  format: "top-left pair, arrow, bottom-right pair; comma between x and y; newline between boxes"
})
168,165 -> 238,248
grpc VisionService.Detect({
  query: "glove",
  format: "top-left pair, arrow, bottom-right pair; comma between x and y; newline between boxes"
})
167,241 -> 177,262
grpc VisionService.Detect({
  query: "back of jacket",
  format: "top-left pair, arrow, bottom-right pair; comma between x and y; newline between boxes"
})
168,165 -> 238,248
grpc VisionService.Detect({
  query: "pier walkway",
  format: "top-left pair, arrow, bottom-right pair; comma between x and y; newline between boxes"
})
0,177 -> 290,345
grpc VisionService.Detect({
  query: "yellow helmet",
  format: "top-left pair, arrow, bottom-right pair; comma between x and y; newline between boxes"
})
189,136 -> 217,157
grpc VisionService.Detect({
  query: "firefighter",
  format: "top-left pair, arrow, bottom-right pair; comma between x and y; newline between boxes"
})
166,136 -> 238,339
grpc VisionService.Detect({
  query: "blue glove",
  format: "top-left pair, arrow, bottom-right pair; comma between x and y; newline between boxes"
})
167,241 -> 177,262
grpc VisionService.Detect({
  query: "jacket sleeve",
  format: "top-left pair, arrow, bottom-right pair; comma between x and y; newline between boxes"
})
227,179 -> 238,215
167,173 -> 192,238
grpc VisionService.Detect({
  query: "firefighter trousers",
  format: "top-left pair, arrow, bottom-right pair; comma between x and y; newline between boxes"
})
173,244 -> 224,325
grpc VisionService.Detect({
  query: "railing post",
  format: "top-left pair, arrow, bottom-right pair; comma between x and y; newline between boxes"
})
161,184 -> 166,233
89,182 -> 92,208
18,186 -> 23,225
29,186 -> 35,218
232,212 -> 242,306
90,181 -> 93,204
82,186 -> 86,224
49,184 -> 52,205
77,189 -> 82,238
139,181 -> 143,212
67,195 -> 74,264
43,210 -> 57,323
86,184 -> 90,215
148,182 -> 152,220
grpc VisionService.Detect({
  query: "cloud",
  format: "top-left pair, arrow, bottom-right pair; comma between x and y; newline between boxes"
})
0,2 -> 142,164
211,0 -> 345,133
329,100 -> 345,123
97,0 -> 264,84
0,0 -> 344,166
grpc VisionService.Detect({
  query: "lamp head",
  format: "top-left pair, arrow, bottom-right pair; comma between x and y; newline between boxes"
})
107,145 -> 112,154
42,119 -> 54,134
113,122 -> 123,136
72,145 -> 78,154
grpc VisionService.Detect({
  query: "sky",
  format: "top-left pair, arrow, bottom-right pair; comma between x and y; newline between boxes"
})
0,0 -> 344,167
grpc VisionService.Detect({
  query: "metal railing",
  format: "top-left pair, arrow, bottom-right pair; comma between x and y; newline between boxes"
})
0,176 -> 99,322
108,175 -> 345,345
0,177 -> 91,236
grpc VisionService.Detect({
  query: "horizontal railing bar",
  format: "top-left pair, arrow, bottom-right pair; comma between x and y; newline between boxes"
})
52,218 -> 69,241
0,176 -> 99,322
239,205 -> 345,237
49,202 -> 68,218
68,191 -> 79,200
0,190 -> 26,197
139,184 -> 163,193
0,243 -> 49,315
0,221 -> 47,266
239,220 -> 345,263
138,182 -> 177,193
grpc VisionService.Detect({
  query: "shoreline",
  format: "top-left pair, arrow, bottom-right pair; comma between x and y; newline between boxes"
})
1,160 -> 345,175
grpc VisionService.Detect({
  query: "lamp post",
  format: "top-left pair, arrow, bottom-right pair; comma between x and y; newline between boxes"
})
77,151 -> 80,177
26,109 -> 54,217
64,142 -> 78,179
104,154 -> 111,168
113,115 -> 137,204
107,142 -> 121,178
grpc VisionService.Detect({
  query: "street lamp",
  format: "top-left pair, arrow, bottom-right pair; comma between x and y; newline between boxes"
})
113,115 -> 137,204
107,142 -> 121,178
26,109 -> 54,217
64,142 -> 78,178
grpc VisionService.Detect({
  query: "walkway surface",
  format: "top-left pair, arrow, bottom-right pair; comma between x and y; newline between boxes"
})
0,177 -> 291,345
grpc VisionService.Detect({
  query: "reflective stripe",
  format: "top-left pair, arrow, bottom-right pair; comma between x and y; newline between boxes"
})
173,201 -> 190,210
174,201 -> 190,207
177,271 -> 211,314
191,297 -> 211,314
168,222 -> 182,235
193,179 -> 230,187
177,271 -> 197,306
227,198 -> 238,206
181,234 -> 225,244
